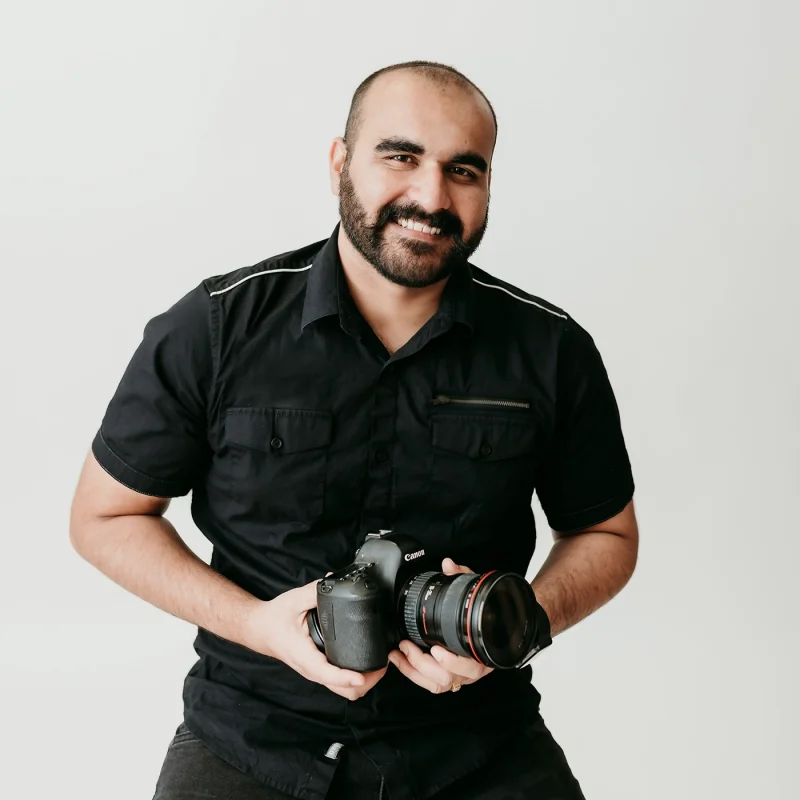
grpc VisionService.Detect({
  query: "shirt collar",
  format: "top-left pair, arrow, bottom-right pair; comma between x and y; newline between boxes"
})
438,255 -> 476,334
300,226 -> 345,332
300,224 -> 476,336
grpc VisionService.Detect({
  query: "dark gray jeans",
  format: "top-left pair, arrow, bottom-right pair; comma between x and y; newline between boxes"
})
152,721 -> 586,800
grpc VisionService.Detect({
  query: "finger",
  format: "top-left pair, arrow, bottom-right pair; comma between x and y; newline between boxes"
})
363,666 -> 388,680
362,666 -> 388,688
290,578 -> 324,613
298,646 -> 367,688
398,641 -> 453,689
293,574 -> 333,613
441,558 -> 474,575
328,666 -> 387,700
328,685 -> 361,701
430,645 -> 487,681
389,650 -> 447,694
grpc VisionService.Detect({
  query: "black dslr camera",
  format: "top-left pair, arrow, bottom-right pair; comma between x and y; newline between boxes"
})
306,531 -> 551,673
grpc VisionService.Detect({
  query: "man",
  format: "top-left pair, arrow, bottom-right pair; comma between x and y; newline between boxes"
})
70,61 -> 637,800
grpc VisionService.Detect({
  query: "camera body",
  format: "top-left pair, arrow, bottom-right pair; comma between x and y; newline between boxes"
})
307,531 -> 435,673
307,530 -> 551,673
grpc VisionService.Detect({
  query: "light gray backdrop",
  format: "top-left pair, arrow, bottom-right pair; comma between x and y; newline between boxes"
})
1,1 -> 797,798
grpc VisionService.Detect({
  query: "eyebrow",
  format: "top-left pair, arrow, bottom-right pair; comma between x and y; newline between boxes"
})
450,151 -> 488,174
374,137 -> 488,174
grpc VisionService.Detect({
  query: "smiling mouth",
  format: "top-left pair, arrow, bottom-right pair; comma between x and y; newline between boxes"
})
392,217 -> 446,238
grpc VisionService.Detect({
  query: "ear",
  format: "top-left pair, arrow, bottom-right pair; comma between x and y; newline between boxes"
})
329,137 -> 348,196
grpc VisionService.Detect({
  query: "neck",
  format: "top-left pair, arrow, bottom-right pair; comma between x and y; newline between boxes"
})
337,227 -> 449,348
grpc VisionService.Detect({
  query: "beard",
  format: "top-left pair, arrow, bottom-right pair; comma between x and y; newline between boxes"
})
338,163 -> 488,289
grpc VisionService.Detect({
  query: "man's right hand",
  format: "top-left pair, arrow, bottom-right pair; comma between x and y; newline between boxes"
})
242,577 -> 387,701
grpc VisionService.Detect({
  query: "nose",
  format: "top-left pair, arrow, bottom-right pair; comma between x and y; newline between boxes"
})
406,164 -> 451,215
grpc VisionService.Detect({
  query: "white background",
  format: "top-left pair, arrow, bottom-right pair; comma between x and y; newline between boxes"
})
1,1 -> 797,798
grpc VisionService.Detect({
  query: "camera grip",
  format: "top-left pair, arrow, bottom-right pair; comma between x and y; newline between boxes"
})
315,593 -> 388,672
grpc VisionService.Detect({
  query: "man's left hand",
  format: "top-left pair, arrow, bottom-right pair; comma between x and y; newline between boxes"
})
388,558 -> 494,694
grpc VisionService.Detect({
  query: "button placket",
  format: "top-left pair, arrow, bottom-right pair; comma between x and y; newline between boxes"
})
360,369 -> 398,534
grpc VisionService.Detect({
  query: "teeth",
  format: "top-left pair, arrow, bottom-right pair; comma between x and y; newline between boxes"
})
397,218 -> 441,235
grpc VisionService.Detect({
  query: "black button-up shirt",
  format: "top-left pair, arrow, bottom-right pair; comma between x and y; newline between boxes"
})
92,226 -> 634,799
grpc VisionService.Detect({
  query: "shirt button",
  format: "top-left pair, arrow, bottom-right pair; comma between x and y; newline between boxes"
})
270,437 -> 283,450
374,449 -> 388,463
479,444 -> 492,457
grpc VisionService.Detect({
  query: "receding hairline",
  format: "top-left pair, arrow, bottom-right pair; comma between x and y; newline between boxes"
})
343,61 -> 497,151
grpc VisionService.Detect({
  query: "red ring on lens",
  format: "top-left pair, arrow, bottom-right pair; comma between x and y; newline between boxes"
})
465,570 -> 497,665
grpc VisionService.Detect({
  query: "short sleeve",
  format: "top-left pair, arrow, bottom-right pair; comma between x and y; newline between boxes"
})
91,283 -> 214,497
535,320 -> 635,532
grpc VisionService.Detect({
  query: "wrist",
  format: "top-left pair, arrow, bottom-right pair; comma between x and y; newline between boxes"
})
237,595 -> 270,654
522,585 -> 553,663
531,580 -> 559,638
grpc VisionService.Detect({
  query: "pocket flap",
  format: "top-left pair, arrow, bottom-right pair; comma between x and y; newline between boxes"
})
225,408 -> 332,454
431,414 -> 539,461
274,408 -> 332,453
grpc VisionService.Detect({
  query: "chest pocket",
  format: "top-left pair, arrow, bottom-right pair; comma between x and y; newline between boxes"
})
222,407 -> 332,522
430,413 -> 540,519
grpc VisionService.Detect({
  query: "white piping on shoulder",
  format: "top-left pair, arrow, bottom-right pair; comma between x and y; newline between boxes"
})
472,278 -> 568,319
208,264 -> 314,296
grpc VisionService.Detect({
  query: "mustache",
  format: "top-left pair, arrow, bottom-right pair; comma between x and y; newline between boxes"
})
372,203 -> 464,237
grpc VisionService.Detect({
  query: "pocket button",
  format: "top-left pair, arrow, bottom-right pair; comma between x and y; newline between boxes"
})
270,437 -> 284,450
479,443 -> 493,457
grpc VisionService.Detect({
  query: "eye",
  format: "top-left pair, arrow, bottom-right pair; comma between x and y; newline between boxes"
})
450,166 -> 477,180
388,154 -> 414,163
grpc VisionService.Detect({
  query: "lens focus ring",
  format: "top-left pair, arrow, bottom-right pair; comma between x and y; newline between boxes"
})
438,573 -> 476,657
402,571 -> 437,646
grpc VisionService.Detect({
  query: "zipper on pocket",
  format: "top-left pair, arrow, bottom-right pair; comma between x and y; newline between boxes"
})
431,394 -> 530,410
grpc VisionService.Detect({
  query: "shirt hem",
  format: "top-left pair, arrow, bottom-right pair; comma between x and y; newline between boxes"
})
181,716 -> 331,800
91,429 -> 189,498
544,485 -> 635,533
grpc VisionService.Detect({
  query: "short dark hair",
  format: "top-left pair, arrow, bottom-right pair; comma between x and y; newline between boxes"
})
343,61 -> 497,149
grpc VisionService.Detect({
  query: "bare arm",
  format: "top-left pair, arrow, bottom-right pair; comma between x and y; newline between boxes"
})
69,450 -> 261,645
531,500 -> 639,637
69,450 -> 380,698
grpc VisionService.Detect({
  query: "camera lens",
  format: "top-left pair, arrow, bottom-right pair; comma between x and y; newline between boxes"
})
399,570 -> 537,669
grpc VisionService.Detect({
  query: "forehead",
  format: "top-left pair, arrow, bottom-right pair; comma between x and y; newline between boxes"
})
355,71 -> 495,160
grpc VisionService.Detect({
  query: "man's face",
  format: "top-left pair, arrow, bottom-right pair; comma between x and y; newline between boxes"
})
334,72 -> 495,288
